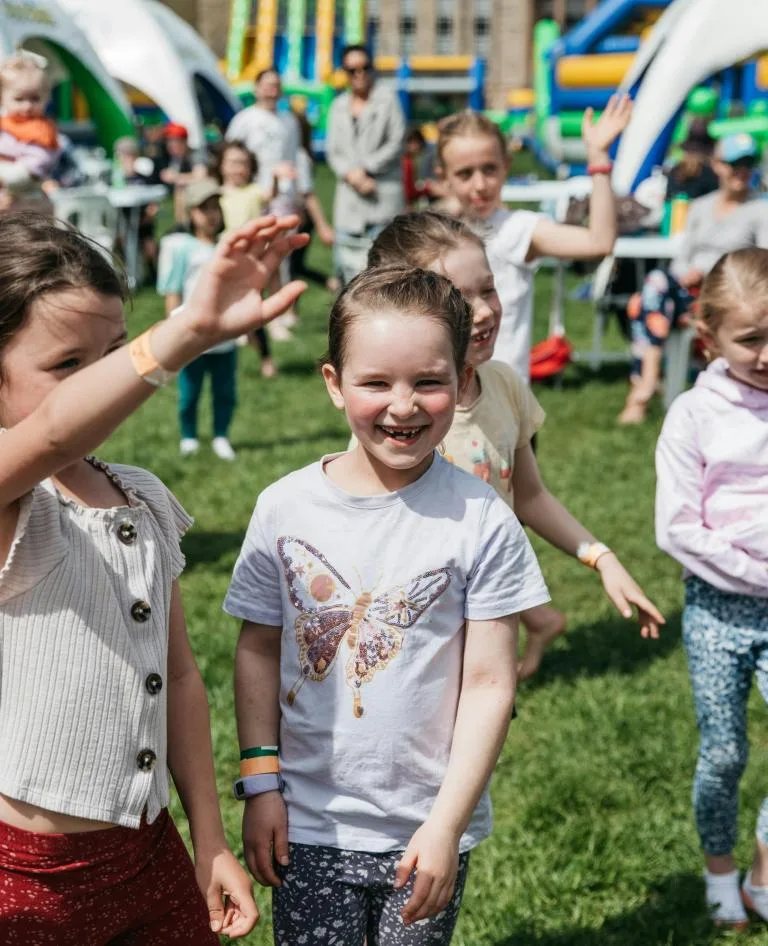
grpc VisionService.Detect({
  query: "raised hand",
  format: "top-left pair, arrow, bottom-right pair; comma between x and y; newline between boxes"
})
184,216 -> 309,347
582,94 -> 633,161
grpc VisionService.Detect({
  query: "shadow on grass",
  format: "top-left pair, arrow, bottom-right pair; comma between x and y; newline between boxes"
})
493,873 -> 717,946
522,610 -> 682,692
233,426 -> 348,453
182,531 -> 245,571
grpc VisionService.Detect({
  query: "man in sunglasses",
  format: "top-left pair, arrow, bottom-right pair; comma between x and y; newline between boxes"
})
327,45 -> 406,284
620,133 -> 768,423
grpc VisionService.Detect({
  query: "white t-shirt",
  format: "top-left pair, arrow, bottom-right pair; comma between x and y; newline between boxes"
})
471,209 -> 543,382
226,105 -> 300,194
224,452 -> 549,854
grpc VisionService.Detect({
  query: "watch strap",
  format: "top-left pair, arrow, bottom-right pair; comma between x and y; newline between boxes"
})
233,773 -> 285,801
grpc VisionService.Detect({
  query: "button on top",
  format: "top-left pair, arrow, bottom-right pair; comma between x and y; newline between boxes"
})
117,520 -> 137,545
136,748 -> 156,772
145,673 -> 163,696
130,600 -> 151,623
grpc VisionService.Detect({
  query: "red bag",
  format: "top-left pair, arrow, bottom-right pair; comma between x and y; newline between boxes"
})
529,334 -> 573,381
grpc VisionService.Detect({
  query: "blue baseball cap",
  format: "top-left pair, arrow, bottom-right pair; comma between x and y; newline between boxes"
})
716,133 -> 758,164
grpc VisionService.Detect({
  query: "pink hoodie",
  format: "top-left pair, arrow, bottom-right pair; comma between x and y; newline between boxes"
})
656,358 -> 768,598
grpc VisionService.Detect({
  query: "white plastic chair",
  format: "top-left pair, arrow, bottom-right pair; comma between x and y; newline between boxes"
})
52,186 -> 118,255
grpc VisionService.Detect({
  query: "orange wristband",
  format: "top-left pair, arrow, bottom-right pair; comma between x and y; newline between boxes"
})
129,325 -> 176,388
239,756 -> 280,777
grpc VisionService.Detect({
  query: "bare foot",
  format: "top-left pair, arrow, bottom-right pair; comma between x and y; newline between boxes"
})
618,401 -> 647,424
261,358 -> 277,379
518,606 -> 567,681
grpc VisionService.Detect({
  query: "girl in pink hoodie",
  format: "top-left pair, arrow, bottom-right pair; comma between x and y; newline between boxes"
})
656,246 -> 768,930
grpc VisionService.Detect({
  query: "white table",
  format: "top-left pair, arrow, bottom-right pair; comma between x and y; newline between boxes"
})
109,185 -> 167,287
52,184 -> 167,288
586,234 -> 683,370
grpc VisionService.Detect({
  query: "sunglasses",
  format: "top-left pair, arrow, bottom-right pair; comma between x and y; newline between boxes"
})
344,64 -> 373,75
727,157 -> 756,170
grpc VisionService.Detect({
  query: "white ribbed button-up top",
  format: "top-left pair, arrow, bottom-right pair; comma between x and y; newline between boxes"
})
0,459 -> 192,829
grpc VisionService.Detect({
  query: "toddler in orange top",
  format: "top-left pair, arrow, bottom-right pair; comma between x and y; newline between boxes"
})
0,52 -> 60,211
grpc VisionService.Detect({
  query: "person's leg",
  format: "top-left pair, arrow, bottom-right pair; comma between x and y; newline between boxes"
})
740,611 -> 768,914
682,578 -> 754,927
336,230 -> 371,286
209,350 -> 237,460
518,605 -> 567,680
367,852 -> 470,945
619,269 -> 686,423
272,844 -> 368,946
177,357 -> 206,444
251,327 -> 277,378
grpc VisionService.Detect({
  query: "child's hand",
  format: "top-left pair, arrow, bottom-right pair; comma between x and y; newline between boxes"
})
183,215 -> 309,348
582,94 -> 632,163
318,223 -> 335,247
195,847 -> 260,938
595,553 -> 665,639
242,791 -> 290,887
394,821 -> 460,925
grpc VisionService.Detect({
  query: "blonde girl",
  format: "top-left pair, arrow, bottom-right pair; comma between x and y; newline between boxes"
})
435,96 -> 632,382
656,247 -> 768,929
226,267 -> 549,945
0,211 -> 307,942
369,211 -> 663,677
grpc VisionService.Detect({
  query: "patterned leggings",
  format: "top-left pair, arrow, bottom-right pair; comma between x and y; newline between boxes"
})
273,843 -> 470,945
627,268 -> 696,376
683,576 -> 768,855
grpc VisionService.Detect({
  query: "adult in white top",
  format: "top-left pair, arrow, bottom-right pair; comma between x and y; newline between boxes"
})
226,68 -> 300,200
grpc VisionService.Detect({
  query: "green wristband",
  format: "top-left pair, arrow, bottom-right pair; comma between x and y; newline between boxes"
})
240,746 -> 279,760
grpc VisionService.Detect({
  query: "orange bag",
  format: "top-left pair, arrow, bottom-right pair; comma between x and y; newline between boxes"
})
529,334 -> 573,382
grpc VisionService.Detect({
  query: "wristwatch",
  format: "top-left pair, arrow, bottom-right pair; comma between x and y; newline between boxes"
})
576,541 -> 612,569
233,773 -> 285,801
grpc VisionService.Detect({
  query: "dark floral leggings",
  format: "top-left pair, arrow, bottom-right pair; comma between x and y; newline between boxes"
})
683,576 -> 768,855
273,843 -> 470,945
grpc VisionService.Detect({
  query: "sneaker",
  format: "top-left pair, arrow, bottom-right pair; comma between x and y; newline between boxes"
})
180,438 -> 200,457
705,869 -> 749,929
212,437 -> 236,461
742,870 -> 768,921
267,318 -> 293,342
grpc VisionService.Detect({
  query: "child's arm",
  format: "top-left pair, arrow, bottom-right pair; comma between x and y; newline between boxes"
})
527,95 -> 632,263
167,583 -> 259,937
656,402 -> 768,595
304,192 -> 334,246
163,293 -> 182,317
235,622 -> 288,888
0,216 -> 308,508
513,443 -> 664,637
395,613 -> 518,924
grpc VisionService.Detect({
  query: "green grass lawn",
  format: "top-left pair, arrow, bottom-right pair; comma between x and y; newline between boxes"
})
102,172 -> 768,945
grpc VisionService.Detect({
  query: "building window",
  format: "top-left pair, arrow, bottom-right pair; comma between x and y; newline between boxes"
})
399,15 -> 416,55
472,0 -> 491,57
434,0 -> 455,55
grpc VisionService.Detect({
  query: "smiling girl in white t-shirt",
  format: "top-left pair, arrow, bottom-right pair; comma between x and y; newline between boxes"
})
436,96 -> 632,382
225,267 -> 550,946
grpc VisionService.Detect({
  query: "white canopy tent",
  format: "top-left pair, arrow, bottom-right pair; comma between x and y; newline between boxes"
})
0,0 -> 133,146
613,0 -> 768,193
57,0 -> 240,149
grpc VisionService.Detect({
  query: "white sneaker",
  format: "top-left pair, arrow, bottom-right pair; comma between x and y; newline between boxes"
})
742,870 -> 768,920
179,438 -> 200,457
212,437 -> 236,461
267,317 -> 293,342
705,869 -> 749,928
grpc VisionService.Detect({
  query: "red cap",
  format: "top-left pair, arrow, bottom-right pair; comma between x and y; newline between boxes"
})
164,122 -> 188,140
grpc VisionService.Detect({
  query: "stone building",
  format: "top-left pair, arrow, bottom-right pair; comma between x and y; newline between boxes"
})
162,0 -> 597,108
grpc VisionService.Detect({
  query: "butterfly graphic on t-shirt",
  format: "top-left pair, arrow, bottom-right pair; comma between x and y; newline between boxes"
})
277,536 -> 451,718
